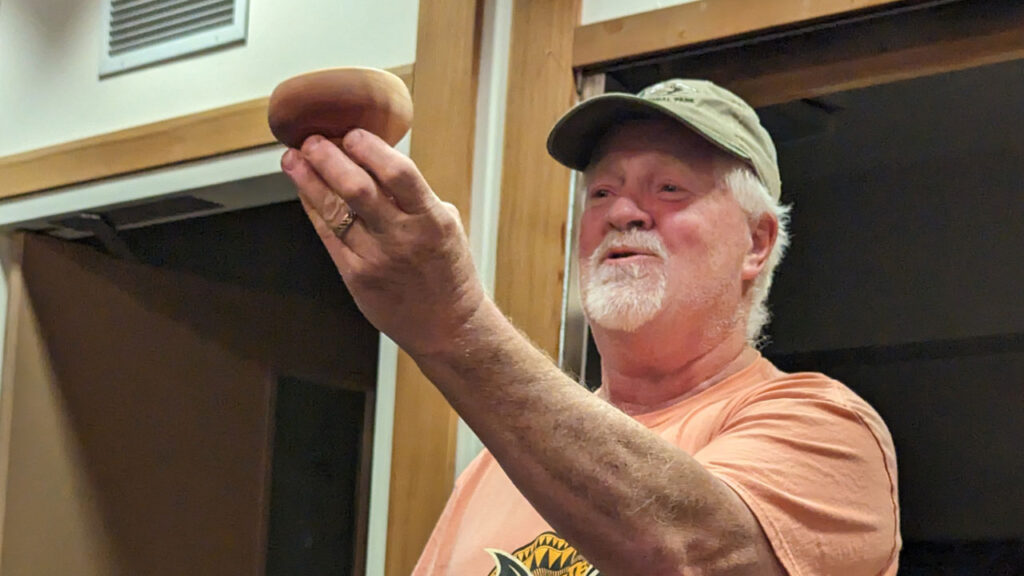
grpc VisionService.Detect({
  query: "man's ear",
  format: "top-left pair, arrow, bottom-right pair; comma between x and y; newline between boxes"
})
742,213 -> 778,282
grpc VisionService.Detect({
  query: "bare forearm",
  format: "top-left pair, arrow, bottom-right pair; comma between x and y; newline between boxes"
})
414,299 -> 771,575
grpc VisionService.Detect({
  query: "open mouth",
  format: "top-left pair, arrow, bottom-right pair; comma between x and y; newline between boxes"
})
605,248 -> 655,261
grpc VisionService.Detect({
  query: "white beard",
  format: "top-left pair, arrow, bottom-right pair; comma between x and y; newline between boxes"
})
580,230 -> 668,332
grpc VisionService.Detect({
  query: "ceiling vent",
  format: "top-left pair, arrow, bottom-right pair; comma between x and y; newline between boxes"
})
100,0 -> 249,76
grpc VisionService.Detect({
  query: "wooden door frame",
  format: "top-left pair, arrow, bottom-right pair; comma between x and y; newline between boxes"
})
383,0 -> 483,574
572,0 -> 910,69
578,0 -> 1024,106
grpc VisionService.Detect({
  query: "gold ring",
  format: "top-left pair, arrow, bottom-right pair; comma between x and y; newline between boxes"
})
332,209 -> 357,238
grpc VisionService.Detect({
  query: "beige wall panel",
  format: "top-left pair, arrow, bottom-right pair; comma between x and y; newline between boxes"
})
0,235 -> 273,575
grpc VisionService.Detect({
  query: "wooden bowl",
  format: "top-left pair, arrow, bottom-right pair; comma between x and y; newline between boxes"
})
267,67 -> 413,149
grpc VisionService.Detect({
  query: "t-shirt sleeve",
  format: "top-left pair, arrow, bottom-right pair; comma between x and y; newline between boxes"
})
693,377 -> 900,576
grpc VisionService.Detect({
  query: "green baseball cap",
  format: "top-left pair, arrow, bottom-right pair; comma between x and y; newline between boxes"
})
546,78 -> 782,201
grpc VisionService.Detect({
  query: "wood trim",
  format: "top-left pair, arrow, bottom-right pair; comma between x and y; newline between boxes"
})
573,0 -> 908,68
494,0 -> 581,359
0,65 -> 413,200
384,1 -> 481,575
724,11 -> 1024,107
609,0 -> 1024,108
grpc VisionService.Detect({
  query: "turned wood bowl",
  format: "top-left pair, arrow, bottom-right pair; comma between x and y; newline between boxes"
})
267,67 -> 413,149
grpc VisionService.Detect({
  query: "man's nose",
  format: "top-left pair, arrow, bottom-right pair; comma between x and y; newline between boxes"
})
607,196 -> 653,230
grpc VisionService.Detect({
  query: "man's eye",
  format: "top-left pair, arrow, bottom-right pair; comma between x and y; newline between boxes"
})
590,188 -> 610,198
661,184 -> 680,193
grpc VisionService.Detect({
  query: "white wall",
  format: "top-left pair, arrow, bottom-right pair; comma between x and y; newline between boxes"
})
0,0 -> 418,156
581,0 -> 697,25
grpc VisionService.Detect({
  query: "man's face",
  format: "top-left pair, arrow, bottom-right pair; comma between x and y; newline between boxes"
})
578,119 -> 756,336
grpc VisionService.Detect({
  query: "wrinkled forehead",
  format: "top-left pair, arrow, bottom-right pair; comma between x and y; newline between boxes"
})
584,118 -> 728,176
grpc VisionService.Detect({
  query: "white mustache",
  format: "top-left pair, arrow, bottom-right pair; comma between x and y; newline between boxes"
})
590,229 -> 668,265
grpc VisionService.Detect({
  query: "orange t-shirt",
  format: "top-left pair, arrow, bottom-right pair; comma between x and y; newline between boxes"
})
413,356 -> 901,576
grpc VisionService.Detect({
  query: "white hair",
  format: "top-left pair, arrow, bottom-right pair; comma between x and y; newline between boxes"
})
716,160 -> 791,346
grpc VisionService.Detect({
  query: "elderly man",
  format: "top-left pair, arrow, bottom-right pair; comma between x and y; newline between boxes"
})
281,79 -> 900,576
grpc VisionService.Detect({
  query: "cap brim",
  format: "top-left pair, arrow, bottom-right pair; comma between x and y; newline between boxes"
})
546,93 -> 745,171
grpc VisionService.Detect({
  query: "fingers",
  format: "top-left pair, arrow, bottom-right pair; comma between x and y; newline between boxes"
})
284,150 -> 382,264
297,195 -> 362,274
340,129 -> 436,215
297,135 -> 402,229
283,148 -> 354,228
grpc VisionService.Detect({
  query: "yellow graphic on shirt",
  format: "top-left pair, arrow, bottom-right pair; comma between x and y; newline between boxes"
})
486,531 -> 600,576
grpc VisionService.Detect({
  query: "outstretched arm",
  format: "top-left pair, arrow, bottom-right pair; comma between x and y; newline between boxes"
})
281,131 -> 784,576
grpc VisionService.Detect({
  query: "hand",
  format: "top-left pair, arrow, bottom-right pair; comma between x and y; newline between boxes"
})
281,130 -> 486,359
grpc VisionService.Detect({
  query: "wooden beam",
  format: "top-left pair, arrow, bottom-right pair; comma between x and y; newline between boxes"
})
0,65 -> 413,200
637,0 -> 1024,107
573,0 -> 908,69
727,9 -> 1024,106
494,1 -> 581,360
384,1 -> 481,575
